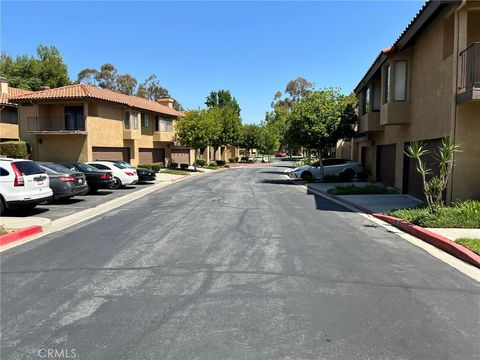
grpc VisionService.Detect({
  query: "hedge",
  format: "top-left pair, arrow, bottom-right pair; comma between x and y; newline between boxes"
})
0,141 -> 30,159
138,163 -> 161,172
195,159 -> 207,167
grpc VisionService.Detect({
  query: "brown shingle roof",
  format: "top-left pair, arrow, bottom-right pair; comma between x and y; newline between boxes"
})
11,83 -> 181,117
0,87 -> 34,106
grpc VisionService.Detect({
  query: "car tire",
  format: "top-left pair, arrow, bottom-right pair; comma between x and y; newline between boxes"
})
340,168 -> 355,181
113,177 -> 123,189
301,171 -> 313,181
0,198 -> 5,216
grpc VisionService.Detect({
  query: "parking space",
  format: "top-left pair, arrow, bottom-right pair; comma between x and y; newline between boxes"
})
3,182 -> 157,221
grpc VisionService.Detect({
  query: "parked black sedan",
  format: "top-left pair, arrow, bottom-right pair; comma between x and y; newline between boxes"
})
57,162 -> 116,192
37,162 -> 89,201
103,160 -> 156,183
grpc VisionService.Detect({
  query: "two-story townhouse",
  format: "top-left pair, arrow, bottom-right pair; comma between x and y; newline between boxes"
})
0,77 -> 33,142
10,83 -> 194,167
350,0 -> 479,202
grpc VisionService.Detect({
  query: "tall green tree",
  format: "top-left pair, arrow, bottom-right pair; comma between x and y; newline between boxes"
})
258,122 -> 280,158
116,74 -> 137,95
136,74 -> 183,110
77,68 -> 97,85
176,110 -> 218,170
285,88 -> 345,170
205,89 -> 241,117
239,124 -> 262,158
0,45 -> 70,90
94,63 -> 118,90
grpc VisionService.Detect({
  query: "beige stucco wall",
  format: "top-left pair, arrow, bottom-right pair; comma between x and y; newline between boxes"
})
452,101 -> 480,200
0,122 -> 19,140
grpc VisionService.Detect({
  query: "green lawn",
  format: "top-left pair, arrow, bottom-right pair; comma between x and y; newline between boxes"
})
389,200 -> 480,228
456,238 -> 480,255
328,184 -> 398,195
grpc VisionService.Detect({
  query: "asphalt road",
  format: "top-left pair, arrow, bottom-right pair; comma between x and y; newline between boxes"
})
1,165 -> 479,360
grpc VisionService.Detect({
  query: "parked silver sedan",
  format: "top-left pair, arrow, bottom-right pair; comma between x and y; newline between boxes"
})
287,158 -> 364,181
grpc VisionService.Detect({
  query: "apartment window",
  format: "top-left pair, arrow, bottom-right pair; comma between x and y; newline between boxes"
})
141,113 -> 149,128
159,118 -> 173,132
362,86 -> 371,115
384,64 -> 391,103
373,81 -> 381,111
9,111 -> 18,124
124,111 -> 130,129
131,111 -> 139,129
154,115 -> 159,131
394,61 -> 407,101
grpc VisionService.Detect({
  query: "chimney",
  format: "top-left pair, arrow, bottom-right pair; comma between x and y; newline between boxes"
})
0,77 -> 8,94
157,97 -> 174,109
39,85 -> 51,91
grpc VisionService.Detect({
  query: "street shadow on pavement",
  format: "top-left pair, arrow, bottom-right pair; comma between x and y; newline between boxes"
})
306,189 -> 352,213
3,207 -> 50,217
259,171 -> 289,175
259,179 -> 300,185
87,191 -> 114,196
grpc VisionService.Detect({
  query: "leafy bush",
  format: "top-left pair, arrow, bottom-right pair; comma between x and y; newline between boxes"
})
180,164 -> 189,170
389,200 -> 480,228
195,159 -> 206,167
151,164 -> 161,172
0,141 -> 30,159
138,164 -> 152,169
328,184 -> 398,195
322,175 -> 339,183
241,156 -> 249,162
229,157 -> 239,163
160,169 -> 190,176
293,160 -> 305,168
169,162 -> 178,169
216,160 -> 226,166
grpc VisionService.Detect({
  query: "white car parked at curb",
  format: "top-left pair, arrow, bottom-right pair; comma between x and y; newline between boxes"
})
87,161 -> 138,188
0,158 -> 53,214
287,158 -> 364,181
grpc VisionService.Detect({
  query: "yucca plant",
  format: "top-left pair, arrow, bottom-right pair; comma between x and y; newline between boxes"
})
405,137 -> 461,213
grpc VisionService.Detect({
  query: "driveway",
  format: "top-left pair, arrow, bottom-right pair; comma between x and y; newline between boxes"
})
1,165 -> 479,360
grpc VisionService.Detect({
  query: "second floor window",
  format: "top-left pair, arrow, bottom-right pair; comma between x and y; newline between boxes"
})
362,86 -> 371,115
393,60 -> 407,101
384,64 -> 391,103
124,111 -> 130,129
141,113 -> 149,128
155,115 -> 159,132
159,118 -> 173,132
131,111 -> 139,129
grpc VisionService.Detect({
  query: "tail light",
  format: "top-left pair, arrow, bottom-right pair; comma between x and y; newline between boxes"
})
125,172 -> 135,176
11,163 -> 24,187
100,174 -> 112,180
59,175 -> 76,182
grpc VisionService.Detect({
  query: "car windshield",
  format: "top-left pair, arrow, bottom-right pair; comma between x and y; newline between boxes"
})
113,163 -> 129,169
118,161 -> 134,168
41,163 -> 74,174
75,163 -> 103,173
13,161 -> 45,175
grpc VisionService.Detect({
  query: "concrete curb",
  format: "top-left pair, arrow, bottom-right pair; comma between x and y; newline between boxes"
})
305,183 -> 480,269
0,226 -> 43,246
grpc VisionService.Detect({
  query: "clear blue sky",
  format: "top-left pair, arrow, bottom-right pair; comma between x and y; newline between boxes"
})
1,0 -> 423,123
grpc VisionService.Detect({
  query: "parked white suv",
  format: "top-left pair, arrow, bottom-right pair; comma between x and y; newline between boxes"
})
87,161 -> 138,188
0,158 -> 53,214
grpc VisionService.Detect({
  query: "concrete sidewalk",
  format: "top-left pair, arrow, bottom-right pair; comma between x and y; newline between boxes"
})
307,182 -> 422,213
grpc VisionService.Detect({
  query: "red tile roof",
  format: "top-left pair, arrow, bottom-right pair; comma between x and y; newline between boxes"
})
0,87 -> 34,106
11,83 -> 181,117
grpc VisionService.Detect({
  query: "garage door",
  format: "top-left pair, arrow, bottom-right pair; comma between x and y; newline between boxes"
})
403,139 -> 442,199
171,149 -> 190,165
92,147 -> 130,162
376,144 -> 396,187
139,148 -> 165,164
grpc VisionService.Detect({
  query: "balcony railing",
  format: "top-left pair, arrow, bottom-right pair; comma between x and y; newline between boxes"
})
28,116 -> 87,134
458,42 -> 480,101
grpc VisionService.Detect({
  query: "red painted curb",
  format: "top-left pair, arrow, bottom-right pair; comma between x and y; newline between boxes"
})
0,225 -> 43,247
304,183 -> 480,269
373,214 -> 480,268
